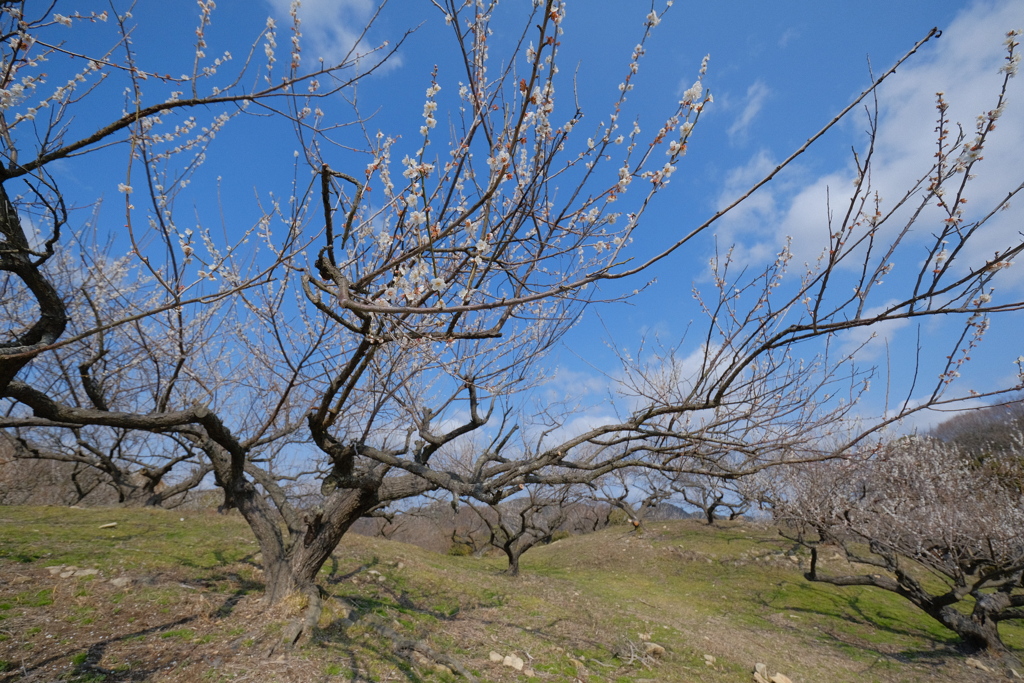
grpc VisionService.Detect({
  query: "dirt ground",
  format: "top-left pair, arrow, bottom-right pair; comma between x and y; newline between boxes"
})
0,562 -> 321,682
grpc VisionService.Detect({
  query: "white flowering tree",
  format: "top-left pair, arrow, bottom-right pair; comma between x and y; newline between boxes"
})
2,0 -> 1024,652
0,234 -> 220,505
775,434 -> 1024,666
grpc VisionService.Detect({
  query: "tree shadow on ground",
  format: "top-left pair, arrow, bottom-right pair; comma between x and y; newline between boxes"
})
752,579 -> 1018,672
0,615 -> 196,683
0,569 -> 261,683
305,565 -> 532,682
317,576 -> 620,680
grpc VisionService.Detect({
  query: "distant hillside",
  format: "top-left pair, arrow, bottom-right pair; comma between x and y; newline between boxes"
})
645,502 -> 698,520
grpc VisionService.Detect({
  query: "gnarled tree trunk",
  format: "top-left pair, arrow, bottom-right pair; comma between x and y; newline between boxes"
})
804,548 -> 1023,669
232,481 -> 381,648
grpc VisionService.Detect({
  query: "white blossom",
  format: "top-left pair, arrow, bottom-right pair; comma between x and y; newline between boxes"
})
682,80 -> 702,103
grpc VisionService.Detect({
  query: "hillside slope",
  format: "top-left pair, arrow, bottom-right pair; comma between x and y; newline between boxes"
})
0,507 -> 1019,682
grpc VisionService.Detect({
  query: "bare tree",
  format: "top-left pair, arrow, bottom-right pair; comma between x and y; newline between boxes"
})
776,435 -> 1024,667
563,499 -> 615,534
371,511 -> 411,542
0,226 -> 220,505
589,469 -> 673,531
592,466 -> 754,527
674,473 -> 750,525
0,432 -> 109,505
467,484 -> 578,576
2,1 -> 1023,653
0,430 -> 210,506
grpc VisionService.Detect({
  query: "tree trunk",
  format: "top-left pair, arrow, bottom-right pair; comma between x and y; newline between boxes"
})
503,545 -> 521,577
268,487 -> 380,603
255,486 -> 380,649
807,558 -> 1022,670
930,594 -> 1020,666
0,184 -> 69,393
290,501 -> 371,591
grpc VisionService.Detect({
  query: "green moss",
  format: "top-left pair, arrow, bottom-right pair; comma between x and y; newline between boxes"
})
13,589 -> 53,608
160,628 -> 196,640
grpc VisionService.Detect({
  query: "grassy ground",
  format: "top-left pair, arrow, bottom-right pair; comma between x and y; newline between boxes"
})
0,506 -> 1020,682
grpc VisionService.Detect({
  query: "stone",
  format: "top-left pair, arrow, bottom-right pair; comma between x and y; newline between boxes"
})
769,674 -> 793,683
99,522 -> 117,529
502,654 -> 524,671
643,642 -> 665,658
704,653 -> 716,666
489,651 -> 503,663
46,565 -> 64,575
755,663 -> 768,677
523,667 -> 535,677
73,568 -> 99,577
965,658 -> 992,673
110,577 -> 132,588
753,673 -> 769,683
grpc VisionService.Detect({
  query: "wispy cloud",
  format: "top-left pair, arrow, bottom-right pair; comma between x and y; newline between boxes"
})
265,0 -> 403,73
715,0 -> 1024,283
778,27 -> 799,49
727,80 -> 770,143
707,0 -> 1024,406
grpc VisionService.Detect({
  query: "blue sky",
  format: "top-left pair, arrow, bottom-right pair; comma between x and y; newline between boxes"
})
41,0 -> 1024,437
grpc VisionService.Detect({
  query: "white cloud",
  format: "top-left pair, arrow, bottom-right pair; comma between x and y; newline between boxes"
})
837,300 -> 911,361
714,0 -> 1024,289
777,27 -> 799,49
727,80 -> 770,143
709,149 -> 805,269
545,365 -> 612,402
265,0 -> 403,73
695,1 -> 1024,425
864,0 -> 1024,290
